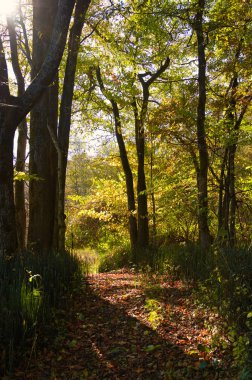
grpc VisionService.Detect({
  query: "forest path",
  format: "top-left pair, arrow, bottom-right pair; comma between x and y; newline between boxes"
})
14,270 -> 235,379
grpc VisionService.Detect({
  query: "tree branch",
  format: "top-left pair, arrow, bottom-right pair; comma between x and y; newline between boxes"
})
138,57 -> 170,88
20,0 -> 76,119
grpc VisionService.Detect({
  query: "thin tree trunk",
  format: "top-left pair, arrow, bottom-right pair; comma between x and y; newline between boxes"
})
194,0 -> 211,250
112,101 -> 138,252
134,57 -> 170,250
227,76 -> 239,247
134,110 -> 149,249
15,121 -> 27,249
150,134 -> 157,244
217,147 -> 228,241
8,17 -> 27,250
96,67 -> 138,253
56,0 -> 91,251
218,75 -> 248,246
229,144 -> 237,246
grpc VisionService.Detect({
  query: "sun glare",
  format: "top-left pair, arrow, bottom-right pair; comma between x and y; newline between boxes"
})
0,0 -> 17,17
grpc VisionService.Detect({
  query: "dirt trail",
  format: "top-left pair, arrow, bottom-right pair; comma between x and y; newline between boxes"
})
13,270 -> 235,379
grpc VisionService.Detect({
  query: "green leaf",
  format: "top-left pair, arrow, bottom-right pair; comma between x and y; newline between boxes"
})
14,170 -> 41,181
144,344 -> 161,352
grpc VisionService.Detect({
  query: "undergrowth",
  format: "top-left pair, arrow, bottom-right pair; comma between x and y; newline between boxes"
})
98,245 -> 132,272
0,250 -> 83,376
99,242 -> 252,376
150,244 -> 252,377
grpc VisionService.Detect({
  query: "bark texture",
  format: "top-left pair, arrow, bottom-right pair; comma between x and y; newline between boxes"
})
0,115 -> 18,255
28,0 -> 59,252
0,0 -> 75,255
194,0 -> 211,250
0,36 -> 19,255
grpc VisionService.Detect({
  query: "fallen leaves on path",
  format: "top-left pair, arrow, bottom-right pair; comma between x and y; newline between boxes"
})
12,270 -> 237,379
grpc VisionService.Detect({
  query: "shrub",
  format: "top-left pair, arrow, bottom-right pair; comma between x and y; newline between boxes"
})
98,246 -> 132,272
152,243 -> 214,281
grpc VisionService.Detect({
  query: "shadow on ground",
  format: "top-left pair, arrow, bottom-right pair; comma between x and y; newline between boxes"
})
12,272 -> 235,379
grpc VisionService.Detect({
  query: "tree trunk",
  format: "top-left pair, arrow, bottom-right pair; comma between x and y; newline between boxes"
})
112,101 -> 138,252
150,135 -> 157,244
0,36 -> 18,255
57,0 -> 91,251
0,0 -> 76,255
8,17 -> 27,250
194,0 -> 211,250
0,118 -> 18,255
96,67 -> 138,253
134,58 -> 170,251
47,125 -> 65,252
15,120 -> 27,249
217,147 -> 228,241
229,144 -> 237,246
135,116 -> 149,249
28,0 -> 58,253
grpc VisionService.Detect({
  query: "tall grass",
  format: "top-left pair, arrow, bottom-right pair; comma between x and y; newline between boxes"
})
0,250 -> 82,375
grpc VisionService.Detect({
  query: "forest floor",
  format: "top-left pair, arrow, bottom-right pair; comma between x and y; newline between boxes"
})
12,270 -> 237,379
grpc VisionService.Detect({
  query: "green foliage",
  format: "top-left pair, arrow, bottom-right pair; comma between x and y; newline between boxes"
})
98,245 -> 132,272
0,250 -> 82,374
65,152 -> 130,251
144,243 -> 252,373
195,247 -> 252,373
14,170 -> 40,182
21,272 -> 42,323
152,244 -> 212,282
144,298 -> 163,330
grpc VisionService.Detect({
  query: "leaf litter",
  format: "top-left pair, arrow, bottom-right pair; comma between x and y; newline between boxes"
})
12,270 -> 237,379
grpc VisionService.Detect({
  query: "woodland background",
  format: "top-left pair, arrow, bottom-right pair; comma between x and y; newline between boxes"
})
0,0 -> 252,377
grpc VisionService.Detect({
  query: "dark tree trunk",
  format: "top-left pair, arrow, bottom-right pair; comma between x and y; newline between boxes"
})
8,17 -> 27,250
227,77 -> 239,247
28,0 -> 58,253
133,90 -> 149,250
0,36 -> 18,255
15,120 -> 27,249
0,0 -> 76,255
0,118 -> 18,255
229,144 -> 237,246
150,135 -> 157,244
56,0 -> 91,252
216,74 -> 250,246
134,114 -> 149,249
96,67 -> 138,253
112,101 -> 138,252
217,147 -> 228,241
194,0 -> 211,250
135,58 -> 170,251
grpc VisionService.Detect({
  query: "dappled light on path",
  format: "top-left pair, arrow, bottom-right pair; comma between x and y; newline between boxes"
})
13,270 -> 234,379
